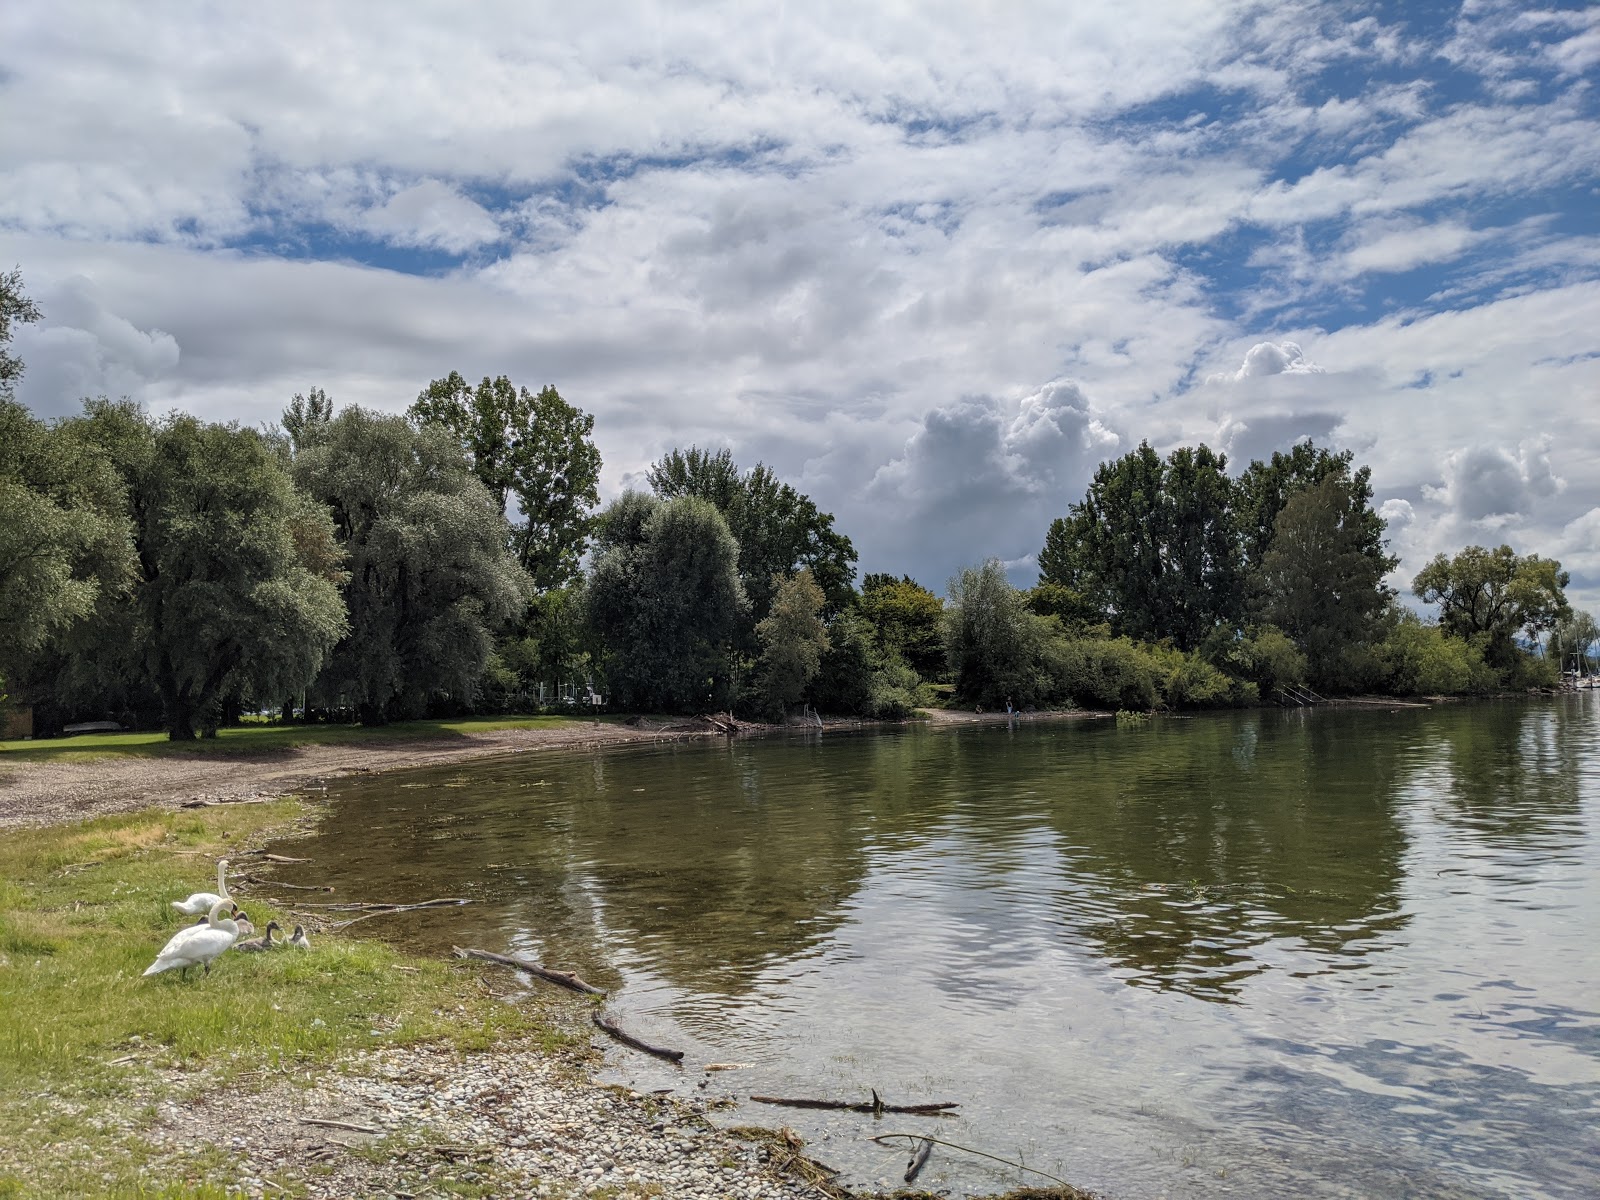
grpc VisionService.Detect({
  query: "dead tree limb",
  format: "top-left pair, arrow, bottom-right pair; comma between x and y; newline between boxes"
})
591,1011 -> 684,1062
750,1094 -> 959,1115
451,947 -> 606,995
904,1137 -> 934,1183
287,898 -> 471,911
239,873 -> 334,892
241,851 -> 312,864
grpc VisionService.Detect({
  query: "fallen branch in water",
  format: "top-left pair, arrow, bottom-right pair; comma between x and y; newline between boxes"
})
180,797 -> 275,809
870,1133 -> 1078,1191
239,873 -> 334,892
240,851 -> 312,864
750,1091 -> 959,1116
286,898 -> 470,911
904,1136 -> 934,1184
591,1011 -> 684,1062
452,947 -> 606,995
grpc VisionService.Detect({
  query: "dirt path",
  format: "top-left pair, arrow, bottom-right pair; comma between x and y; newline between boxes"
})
0,722 -> 723,831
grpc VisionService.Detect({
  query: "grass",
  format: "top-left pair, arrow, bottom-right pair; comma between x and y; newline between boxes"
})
0,713 -> 604,763
0,798 -> 568,1196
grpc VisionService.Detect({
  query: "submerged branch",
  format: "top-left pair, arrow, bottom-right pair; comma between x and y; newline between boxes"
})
451,947 -> 607,996
870,1133 -> 1078,1191
750,1092 -> 959,1116
591,1011 -> 685,1062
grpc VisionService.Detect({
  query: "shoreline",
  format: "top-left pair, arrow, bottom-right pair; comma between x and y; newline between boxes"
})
0,723 -> 1100,1200
0,707 -> 1113,833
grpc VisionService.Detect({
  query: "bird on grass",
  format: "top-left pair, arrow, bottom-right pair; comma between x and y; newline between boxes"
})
234,921 -> 281,952
144,899 -> 238,980
287,925 -> 311,950
172,859 -> 232,915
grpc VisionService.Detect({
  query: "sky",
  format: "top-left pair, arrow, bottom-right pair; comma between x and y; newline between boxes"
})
3,0 -> 1598,609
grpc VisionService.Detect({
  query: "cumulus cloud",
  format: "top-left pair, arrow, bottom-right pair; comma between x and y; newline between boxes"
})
12,275 -> 180,417
1378,497 -> 1415,527
861,380 -> 1120,587
1210,340 -> 1326,383
1423,438 -> 1567,523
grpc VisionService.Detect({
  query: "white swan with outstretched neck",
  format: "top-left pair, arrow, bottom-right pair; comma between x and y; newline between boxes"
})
172,858 -> 231,915
144,899 -> 238,980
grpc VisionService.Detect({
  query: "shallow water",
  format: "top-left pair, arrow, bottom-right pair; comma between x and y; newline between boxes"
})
270,699 -> 1600,1198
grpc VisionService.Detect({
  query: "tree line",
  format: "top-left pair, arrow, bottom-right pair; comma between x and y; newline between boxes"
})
2,268 -> 1594,740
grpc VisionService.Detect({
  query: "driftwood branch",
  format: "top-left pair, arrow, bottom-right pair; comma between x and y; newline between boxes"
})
239,873 -> 334,892
904,1136 -> 934,1183
240,851 -> 312,864
298,1117 -> 380,1135
591,1011 -> 685,1062
751,1093 -> 959,1116
452,947 -> 606,995
870,1134 -> 1074,1190
288,902 -> 467,908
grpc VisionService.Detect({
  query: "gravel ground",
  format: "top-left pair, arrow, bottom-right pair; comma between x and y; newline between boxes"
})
146,1035 -> 841,1199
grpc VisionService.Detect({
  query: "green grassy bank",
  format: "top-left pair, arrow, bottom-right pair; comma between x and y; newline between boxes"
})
0,799 -> 565,1197
0,714 -> 595,764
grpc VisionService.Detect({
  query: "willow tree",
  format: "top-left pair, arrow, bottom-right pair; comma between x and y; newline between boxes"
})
1412,544 -> 1570,674
294,407 -> 527,723
586,492 -> 748,712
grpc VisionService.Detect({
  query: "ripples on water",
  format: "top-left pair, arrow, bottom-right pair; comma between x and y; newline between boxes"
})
275,698 -> 1600,1198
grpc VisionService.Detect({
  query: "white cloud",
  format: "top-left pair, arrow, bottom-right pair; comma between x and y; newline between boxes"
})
1423,438 -> 1566,523
1211,340 -> 1325,382
357,180 -> 501,253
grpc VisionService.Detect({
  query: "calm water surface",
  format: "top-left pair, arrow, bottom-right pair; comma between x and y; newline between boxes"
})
272,699 -> 1600,1198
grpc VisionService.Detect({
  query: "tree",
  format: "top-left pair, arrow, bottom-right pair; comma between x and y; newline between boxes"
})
1039,442 -> 1239,649
1553,610 -> 1599,675
944,559 -> 1047,707
586,492 -> 748,712
1235,441 -> 1385,574
647,447 -> 858,618
281,386 -> 335,453
294,407 -> 527,723
1412,544 -> 1571,673
857,574 -> 945,678
410,372 -> 602,590
1,266 -> 43,402
0,400 -> 133,695
753,569 -> 830,717
1256,474 -> 1396,690
63,402 -> 348,739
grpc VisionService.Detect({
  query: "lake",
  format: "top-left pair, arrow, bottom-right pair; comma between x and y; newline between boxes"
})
269,698 -> 1600,1198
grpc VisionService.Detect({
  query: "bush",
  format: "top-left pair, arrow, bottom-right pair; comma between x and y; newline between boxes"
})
1378,615 -> 1496,695
1044,637 -> 1159,710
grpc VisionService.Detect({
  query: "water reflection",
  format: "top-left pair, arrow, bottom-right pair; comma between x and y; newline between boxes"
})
270,698 -> 1600,1199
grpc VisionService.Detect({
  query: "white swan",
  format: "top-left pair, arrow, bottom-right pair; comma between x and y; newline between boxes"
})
143,899 -> 238,980
172,858 -> 232,915
287,924 -> 311,950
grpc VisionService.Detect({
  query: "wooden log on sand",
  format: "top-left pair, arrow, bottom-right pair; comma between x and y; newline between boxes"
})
591,1011 -> 685,1062
452,946 -> 607,996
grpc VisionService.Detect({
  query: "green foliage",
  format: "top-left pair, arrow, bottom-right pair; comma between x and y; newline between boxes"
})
60,403 -> 348,740
808,609 -> 922,719
280,385 -> 335,453
1412,544 -> 1571,674
1200,624 -> 1307,697
1256,473 -> 1395,691
647,446 -> 858,618
1023,580 -> 1102,633
0,400 -> 134,691
1041,636 -> 1159,710
1040,441 -> 1240,649
1553,610 -> 1599,675
1376,611 -> 1498,696
587,492 -> 748,712
492,582 -> 592,709
943,560 -> 1048,707
1235,442 -> 1385,573
752,569 -> 831,717
294,407 -> 526,723
411,372 -> 602,590
857,573 -> 946,677
0,266 -> 42,401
